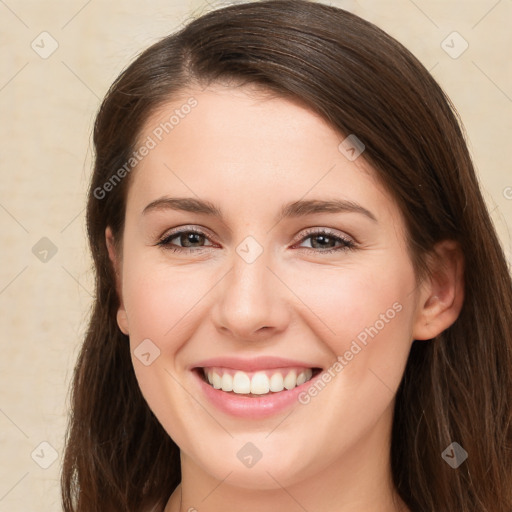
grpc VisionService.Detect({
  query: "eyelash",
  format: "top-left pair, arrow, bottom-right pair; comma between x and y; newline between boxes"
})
156,227 -> 356,255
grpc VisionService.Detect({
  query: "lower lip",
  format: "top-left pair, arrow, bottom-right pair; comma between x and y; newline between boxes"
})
193,369 -> 320,419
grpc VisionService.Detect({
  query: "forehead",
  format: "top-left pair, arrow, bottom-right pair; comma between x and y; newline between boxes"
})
127,84 -> 401,230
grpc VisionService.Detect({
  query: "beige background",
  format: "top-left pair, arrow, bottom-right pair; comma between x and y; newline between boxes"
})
0,0 -> 511,510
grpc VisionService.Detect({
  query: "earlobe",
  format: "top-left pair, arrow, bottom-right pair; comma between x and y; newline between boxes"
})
105,227 -> 130,335
116,309 -> 130,336
412,240 -> 465,341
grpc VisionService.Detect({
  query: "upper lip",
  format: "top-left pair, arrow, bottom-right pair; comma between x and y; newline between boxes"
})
191,356 -> 321,372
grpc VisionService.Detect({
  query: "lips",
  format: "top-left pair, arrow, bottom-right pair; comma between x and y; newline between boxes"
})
192,355 -> 322,372
191,356 -> 323,418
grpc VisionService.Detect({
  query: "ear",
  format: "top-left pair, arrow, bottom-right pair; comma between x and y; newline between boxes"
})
105,226 -> 129,335
412,239 -> 465,340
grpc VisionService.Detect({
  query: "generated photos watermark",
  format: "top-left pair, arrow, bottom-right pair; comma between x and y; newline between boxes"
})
298,301 -> 403,404
93,97 -> 198,200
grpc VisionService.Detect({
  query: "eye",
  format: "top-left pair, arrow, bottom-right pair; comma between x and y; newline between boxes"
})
294,228 -> 356,254
157,227 -> 216,253
156,226 -> 357,255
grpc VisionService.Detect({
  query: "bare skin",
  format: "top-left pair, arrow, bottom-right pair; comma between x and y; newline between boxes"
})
107,84 -> 464,512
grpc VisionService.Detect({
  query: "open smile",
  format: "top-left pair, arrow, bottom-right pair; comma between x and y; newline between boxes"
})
191,357 -> 323,418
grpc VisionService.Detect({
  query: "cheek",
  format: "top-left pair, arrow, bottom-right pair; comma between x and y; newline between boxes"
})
298,258 -> 413,327
120,257 -> 221,444
287,255 -> 416,382
122,256 -> 212,342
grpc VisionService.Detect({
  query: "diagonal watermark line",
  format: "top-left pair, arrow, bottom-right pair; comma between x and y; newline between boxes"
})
0,266 -> 28,295
265,471 -> 311,512
200,471 -> 233,503
164,163 -> 201,198
60,207 -> 85,233
429,62 -> 439,73
0,472 -> 29,502
265,266 -> 336,335
61,265 -> 93,297
164,368 -> 234,438
406,0 -> 439,28
61,61 -> 100,99
472,61 -> 512,103
266,164 -> 337,235
164,162 -> 233,234
0,62 -> 29,93
0,202 -> 29,233
164,267 -> 233,336
472,0 -> 501,29
0,409 -> 29,438
368,367 -> 394,394
489,204 -> 499,215
0,0 -> 29,28
61,0 -> 93,29
265,407 -> 296,438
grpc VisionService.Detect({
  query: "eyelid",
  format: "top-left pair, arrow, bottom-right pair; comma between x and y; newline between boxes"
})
293,226 -> 355,245
157,225 -> 218,245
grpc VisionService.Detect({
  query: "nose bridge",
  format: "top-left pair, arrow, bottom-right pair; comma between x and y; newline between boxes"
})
213,235 -> 288,338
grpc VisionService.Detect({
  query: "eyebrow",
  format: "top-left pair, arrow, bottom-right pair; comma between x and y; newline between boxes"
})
142,197 -> 378,223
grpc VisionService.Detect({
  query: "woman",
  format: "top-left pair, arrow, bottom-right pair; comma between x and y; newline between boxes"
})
61,1 -> 512,511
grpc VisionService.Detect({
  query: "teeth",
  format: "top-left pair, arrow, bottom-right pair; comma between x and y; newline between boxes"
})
269,372 -> 284,392
233,371 -> 251,394
221,373 -> 233,392
204,368 -> 313,395
250,372 -> 270,395
283,370 -> 297,390
296,371 -> 307,386
211,372 -> 222,389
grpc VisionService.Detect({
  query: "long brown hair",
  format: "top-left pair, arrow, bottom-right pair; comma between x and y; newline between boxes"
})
61,1 -> 512,511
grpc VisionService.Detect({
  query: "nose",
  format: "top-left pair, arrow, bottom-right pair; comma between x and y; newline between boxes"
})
212,245 -> 290,342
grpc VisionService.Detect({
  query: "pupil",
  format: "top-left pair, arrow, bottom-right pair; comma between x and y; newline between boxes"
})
313,235 -> 333,249
183,233 -> 203,247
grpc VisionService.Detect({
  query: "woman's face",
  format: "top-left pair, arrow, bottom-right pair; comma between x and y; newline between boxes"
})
111,84 -> 428,492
